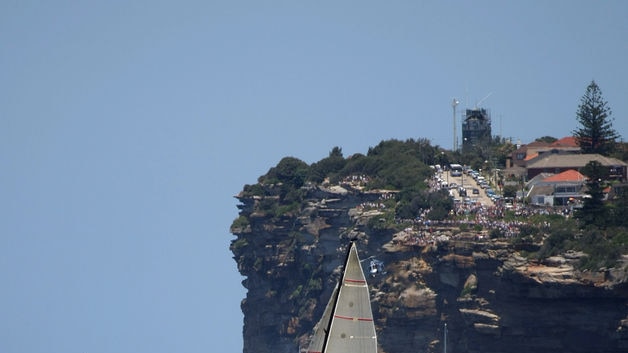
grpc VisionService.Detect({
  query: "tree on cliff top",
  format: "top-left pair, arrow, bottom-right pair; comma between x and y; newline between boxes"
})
260,157 -> 310,208
535,136 -> 557,143
575,160 -> 609,228
573,80 -> 619,155
308,147 -> 346,183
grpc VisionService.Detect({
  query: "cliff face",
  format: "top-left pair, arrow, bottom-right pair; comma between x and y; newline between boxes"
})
231,184 -> 628,353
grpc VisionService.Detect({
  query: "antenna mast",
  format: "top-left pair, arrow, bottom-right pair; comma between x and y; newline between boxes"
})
452,98 -> 459,151
475,92 -> 493,108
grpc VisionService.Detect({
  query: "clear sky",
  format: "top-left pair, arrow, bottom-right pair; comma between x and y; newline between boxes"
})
1,1 -> 627,353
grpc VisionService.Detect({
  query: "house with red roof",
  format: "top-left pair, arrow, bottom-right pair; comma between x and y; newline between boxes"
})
508,137 -> 580,168
542,169 -> 587,183
526,153 -> 627,180
509,140 -> 551,168
550,136 -> 579,148
527,169 -> 588,206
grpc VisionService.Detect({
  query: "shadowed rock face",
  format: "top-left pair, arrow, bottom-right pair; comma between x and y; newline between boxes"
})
231,185 -> 628,353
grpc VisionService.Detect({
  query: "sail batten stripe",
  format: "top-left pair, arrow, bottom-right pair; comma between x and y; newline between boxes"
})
308,242 -> 378,353
344,278 -> 366,283
334,314 -> 374,321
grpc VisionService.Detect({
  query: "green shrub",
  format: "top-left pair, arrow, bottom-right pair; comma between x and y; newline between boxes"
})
367,210 -> 397,232
231,238 -> 248,251
575,227 -> 627,270
518,224 -> 540,237
242,183 -> 265,197
489,228 -> 504,239
253,257 -> 263,271
460,285 -> 474,297
307,277 -> 322,291
289,285 -> 303,300
231,215 -> 250,230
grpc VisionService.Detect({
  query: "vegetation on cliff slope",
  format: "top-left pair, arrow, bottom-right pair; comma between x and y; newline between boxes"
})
231,81 -> 628,353
234,135 -> 628,269
239,138 -> 446,221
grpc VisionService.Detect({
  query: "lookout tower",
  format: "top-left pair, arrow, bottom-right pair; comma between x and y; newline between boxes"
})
462,108 -> 492,151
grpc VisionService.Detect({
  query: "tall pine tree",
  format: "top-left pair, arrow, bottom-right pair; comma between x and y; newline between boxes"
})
575,160 -> 609,228
573,80 -> 619,155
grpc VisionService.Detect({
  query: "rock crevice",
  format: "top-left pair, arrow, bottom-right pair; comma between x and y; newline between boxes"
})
231,185 -> 628,353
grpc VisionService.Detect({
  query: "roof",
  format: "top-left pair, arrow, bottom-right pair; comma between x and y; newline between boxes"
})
527,184 -> 555,198
524,152 -> 539,161
526,172 -> 554,187
526,140 -> 551,148
526,153 -> 627,170
551,136 -> 579,148
542,169 -> 586,183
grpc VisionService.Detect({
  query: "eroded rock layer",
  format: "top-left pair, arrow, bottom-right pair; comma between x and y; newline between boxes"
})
231,185 -> 628,353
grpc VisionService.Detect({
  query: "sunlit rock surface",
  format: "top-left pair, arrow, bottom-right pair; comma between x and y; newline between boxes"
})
231,184 -> 628,353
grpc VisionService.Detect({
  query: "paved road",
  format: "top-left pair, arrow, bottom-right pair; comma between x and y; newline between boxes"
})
439,172 -> 494,206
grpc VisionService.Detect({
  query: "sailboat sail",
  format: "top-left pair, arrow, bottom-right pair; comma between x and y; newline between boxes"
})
306,242 -> 378,353
306,284 -> 338,353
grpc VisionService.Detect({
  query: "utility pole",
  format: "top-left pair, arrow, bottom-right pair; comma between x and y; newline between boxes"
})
452,99 -> 459,151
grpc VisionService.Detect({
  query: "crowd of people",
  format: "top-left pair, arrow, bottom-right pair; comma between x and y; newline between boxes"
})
335,172 -> 570,246
387,172 -> 569,244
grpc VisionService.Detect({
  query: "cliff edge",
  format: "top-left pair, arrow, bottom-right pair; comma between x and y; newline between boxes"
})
231,179 -> 628,353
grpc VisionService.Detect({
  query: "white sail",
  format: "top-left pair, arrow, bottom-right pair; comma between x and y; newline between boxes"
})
306,242 -> 378,353
306,284 -> 338,353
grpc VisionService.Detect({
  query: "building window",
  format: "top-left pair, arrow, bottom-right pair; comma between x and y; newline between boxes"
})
556,186 -> 576,193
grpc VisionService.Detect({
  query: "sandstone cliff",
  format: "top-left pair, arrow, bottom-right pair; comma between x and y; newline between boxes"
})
230,182 -> 628,353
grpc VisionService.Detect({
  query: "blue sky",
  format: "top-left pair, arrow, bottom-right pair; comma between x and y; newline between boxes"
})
1,1 -> 627,353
